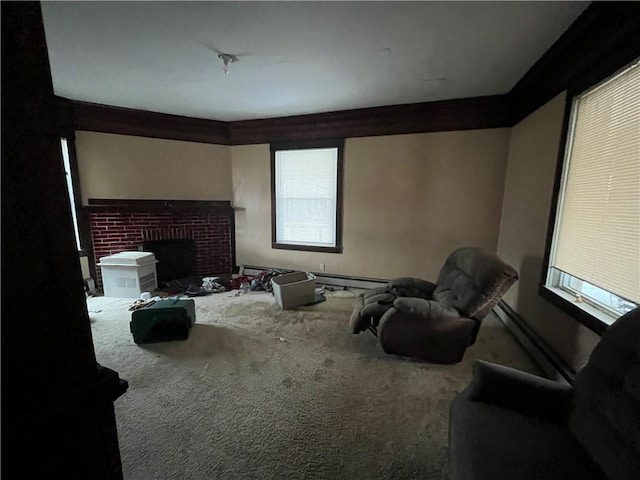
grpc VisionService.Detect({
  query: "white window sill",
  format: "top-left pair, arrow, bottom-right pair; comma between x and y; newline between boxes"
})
546,286 -> 618,326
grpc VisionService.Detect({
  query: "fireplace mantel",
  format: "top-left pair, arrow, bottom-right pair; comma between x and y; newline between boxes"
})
87,198 -> 233,212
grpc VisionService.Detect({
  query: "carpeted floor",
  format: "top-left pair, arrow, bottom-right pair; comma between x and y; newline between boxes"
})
88,289 -> 540,480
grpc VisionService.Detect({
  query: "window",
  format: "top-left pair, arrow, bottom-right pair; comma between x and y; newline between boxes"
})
61,138 -> 82,251
544,60 -> 640,330
271,139 -> 344,253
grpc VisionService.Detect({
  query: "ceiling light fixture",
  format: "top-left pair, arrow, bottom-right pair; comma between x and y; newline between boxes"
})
218,53 -> 238,74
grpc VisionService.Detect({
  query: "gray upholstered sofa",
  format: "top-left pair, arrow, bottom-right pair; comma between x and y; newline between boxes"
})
449,307 -> 640,480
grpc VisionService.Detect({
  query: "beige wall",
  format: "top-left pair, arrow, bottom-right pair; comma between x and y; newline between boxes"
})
75,116 -> 597,371
232,129 -> 510,280
76,102 -> 599,369
75,131 -> 232,204
497,92 -> 600,372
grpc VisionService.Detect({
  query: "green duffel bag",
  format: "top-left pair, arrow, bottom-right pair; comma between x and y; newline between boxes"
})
130,298 -> 196,344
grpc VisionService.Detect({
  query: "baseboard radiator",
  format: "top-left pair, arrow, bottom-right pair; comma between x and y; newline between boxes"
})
240,265 -> 389,290
494,301 -> 576,385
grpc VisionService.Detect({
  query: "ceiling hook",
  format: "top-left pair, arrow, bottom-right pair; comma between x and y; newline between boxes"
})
218,53 -> 238,74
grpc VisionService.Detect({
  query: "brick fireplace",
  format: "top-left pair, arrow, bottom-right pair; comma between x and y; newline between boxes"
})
87,199 -> 234,288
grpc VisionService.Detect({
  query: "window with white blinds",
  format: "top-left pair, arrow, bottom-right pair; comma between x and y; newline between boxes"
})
547,60 -> 640,318
272,143 -> 343,252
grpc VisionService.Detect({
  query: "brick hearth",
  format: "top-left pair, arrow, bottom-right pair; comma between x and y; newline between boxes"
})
87,199 -> 234,288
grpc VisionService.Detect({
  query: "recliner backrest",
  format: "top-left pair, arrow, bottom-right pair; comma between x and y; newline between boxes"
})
432,247 -> 518,320
569,307 -> 640,480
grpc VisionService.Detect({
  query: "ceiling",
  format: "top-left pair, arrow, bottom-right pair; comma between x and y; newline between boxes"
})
41,1 -> 589,122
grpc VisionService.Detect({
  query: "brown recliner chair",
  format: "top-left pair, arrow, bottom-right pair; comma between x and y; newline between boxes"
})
349,247 -> 518,363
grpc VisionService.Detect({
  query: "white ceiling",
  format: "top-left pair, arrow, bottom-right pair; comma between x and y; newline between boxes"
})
41,1 -> 589,122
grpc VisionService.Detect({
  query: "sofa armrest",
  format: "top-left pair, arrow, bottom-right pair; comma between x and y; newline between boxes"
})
388,277 -> 437,299
464,360 -> 574,422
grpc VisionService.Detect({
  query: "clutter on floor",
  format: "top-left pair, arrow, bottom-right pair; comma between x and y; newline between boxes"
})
128,298 -> 157,311
202,276 -> 225,293
247,269 -> 293,292
116,269 -> 359,312
319,285 -> 358,299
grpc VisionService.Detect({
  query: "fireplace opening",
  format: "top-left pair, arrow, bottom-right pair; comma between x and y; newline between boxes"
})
142,238 -> 197,286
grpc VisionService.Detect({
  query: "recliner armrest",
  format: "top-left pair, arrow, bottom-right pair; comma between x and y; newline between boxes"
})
388,277 -> 437,299
464,360 -> 573,422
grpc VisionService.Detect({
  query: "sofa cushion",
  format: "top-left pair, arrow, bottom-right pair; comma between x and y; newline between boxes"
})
449,392 -> 606,480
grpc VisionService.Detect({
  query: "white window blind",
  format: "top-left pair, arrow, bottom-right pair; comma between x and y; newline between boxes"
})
275,148 -> 338,247
551,61 -> 640,304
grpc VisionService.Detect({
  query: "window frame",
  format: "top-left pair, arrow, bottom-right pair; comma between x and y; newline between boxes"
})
270,138 -> 344,254
540,58 -> 640,335
58,133 -> 90,256
61,137 -> 82,252
555,271 -> 637,318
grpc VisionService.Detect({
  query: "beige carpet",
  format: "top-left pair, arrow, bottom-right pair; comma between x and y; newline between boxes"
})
88,289 -> 540,480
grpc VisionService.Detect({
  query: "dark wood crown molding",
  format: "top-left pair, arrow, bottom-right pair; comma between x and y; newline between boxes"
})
230,94 -> 511,145
61,2 -> 640,145
65,94 -> 510,146
509,1 -> 640,124
71,100 -> 230,145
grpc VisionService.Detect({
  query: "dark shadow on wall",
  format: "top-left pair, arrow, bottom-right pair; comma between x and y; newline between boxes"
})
515,255 -> 584,376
